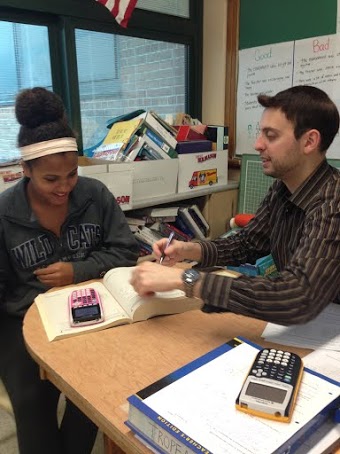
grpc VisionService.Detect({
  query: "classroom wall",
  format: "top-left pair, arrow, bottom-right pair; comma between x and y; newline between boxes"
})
202,0 -> 227,125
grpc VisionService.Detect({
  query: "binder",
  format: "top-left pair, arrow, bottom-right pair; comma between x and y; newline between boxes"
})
126,337 -> 340,454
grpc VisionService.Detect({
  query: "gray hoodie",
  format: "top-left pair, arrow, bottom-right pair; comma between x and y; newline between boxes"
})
0,176 -> 138,317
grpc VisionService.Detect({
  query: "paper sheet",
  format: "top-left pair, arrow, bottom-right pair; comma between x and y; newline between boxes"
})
303,349 -> 340,383
293,34 -> 340,158
236,42 -> 294,155
262,303 -> 340,351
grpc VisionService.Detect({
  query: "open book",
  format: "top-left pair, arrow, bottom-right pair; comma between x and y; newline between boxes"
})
35,267 -> 201,342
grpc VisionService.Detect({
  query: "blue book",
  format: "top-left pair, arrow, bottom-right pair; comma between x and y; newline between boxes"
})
126,337 -> 340,454
228,254 -> 278,278
145,128 -> 178,158
176,139 -> 213,154
177,207 -> 205,240
174,211 -> 195,239
188,207 -> 208,236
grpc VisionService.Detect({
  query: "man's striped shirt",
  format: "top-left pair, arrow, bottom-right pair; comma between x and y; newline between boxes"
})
199,159 -> 340,325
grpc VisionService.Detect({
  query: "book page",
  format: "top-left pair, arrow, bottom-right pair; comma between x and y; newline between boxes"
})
35,281 -> 130,341
103,267 -> 201,322
144,343 -> 339,454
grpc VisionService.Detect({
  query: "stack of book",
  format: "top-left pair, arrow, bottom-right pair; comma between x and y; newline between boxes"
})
174,123 -> 213,155
173,115 -> 229,154
91,110 -> 178,162
126,204 -> 210,257
133,226 -> 166,257
175,205 -> 209,241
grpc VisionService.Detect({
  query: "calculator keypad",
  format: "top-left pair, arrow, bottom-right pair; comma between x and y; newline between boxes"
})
72,288 -> 98,307
250,349 -> 301,384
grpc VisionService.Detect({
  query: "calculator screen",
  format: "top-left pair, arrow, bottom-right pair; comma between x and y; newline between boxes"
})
72,305 -> 101,320
245,382 -> 287,403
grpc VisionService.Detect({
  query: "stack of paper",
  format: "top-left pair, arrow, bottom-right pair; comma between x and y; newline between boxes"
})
126,340 -> 340,454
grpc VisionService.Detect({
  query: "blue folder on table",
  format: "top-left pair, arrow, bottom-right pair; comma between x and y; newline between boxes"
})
125,337 -> 340,454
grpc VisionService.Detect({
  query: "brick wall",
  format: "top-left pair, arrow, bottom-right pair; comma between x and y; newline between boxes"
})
81,37 -> 186,149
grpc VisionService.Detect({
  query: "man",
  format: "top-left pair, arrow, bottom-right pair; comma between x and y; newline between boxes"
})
130,85 -> 340,325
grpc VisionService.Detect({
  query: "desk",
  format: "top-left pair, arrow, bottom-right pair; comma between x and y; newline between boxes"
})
23,302 -> 318,454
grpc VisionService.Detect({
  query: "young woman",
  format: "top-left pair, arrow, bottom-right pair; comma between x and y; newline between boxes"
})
0,87 -> 139,454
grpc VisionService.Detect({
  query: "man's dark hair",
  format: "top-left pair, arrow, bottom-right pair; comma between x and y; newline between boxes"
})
15,87 -> 76,148
258,86 -> 339,152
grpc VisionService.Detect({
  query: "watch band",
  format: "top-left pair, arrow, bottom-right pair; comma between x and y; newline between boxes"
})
182,269 -> 201,298
184,281 -> 195,298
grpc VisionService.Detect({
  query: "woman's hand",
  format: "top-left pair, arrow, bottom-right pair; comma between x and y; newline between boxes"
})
34,262 -> 74,287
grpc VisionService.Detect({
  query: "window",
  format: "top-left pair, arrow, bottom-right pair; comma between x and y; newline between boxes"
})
137,0 -> 189,18
75,29 -> 119,98
0,20 -> 52,162
76,30 -> 187,149
0,0 -> 202,160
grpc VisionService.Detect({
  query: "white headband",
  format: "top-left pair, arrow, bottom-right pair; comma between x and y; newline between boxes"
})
20,137 -> 78,161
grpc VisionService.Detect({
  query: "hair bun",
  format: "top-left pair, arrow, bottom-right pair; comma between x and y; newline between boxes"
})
15,87 -> 65,129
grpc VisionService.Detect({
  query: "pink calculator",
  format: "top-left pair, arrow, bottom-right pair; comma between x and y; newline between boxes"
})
68,287 -> 104,327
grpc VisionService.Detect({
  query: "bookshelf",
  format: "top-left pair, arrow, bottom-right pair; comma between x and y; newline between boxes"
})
126,181 -> 239,240
130,181 -> 238,209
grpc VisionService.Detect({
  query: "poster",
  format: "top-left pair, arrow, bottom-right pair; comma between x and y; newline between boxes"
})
293,33 -> 340,158
237,34 -> 340,159
236,42 -> 294,155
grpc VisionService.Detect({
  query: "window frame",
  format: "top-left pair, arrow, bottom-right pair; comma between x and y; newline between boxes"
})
0,0 -> 203,153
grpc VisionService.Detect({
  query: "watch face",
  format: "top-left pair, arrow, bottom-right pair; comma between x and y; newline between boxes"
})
184,268 -> 200,284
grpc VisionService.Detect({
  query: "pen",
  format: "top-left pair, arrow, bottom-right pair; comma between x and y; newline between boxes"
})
159,231 -> 175,264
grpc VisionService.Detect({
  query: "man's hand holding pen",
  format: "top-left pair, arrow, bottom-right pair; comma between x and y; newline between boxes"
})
159,231 -> 175,264
153,236 -> 202,266
153,234 -> 185,266
130,236 -> 203,296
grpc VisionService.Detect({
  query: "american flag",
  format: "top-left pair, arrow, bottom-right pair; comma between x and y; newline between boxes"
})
96,0 -> 138,28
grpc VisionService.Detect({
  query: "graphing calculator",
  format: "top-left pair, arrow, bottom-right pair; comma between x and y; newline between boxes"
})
236,348 -> 304,422
69,288 -> 104,327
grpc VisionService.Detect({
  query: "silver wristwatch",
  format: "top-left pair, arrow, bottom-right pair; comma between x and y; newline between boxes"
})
182,269 -> 201,298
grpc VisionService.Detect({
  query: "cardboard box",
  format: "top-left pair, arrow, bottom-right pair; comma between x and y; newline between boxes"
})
132,159 -> 179,203
78,157 -> 133,210
78,157 -> 178,207
177,150 -> 228,194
